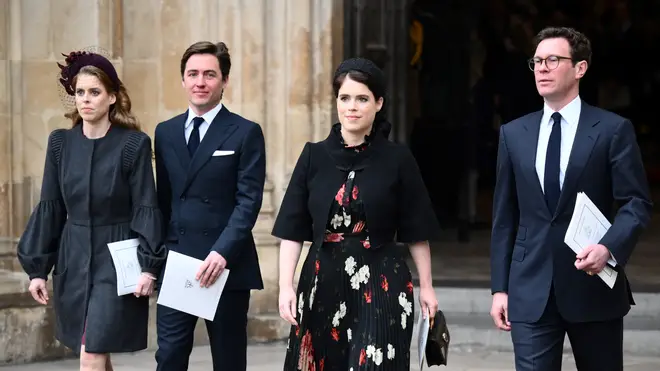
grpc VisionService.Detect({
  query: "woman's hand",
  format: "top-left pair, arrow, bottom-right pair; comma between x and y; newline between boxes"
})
278,285 -> 298,326
28,278 -> 49,305
419,286 -> 438,319
134,273 -> 155,298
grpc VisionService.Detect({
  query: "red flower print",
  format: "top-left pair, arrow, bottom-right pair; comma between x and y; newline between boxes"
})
380,275 -> 389,292
353,221 -> 365,233
324,233 -> 344,242
295,325 -> 300,336
319,358 -> 325,371
359,348 -> 367,365
331,328 -> 340,341
298,330 -> 315,370
334,184 -> 346,205
315,260 -> 320,275
364,289 -> 372,303
352,185 -> 359,200
362,239 -> 371,249
407,281 -> 414,293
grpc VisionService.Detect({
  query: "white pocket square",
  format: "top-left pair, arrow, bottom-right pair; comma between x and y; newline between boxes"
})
212,150 -> 235,156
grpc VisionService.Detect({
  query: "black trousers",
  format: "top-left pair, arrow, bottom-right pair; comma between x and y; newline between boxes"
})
510,287 -> 623,371
155,290 -> 251,371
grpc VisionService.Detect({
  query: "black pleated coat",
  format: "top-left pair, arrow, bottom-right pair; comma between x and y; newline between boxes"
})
17,124 -> 167,354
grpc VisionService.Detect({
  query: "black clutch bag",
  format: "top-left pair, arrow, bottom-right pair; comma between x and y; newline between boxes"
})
425,309 -> 450,366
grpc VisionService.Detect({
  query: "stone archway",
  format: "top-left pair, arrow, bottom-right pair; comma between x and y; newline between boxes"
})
0,0 -> 345,363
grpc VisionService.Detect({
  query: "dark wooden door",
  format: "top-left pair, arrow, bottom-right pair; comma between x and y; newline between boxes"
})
343,0 -> 412,143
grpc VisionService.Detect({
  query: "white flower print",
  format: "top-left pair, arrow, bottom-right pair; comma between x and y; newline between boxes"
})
330,213 -> 343,229
342,209 -> 351,227
298,293 -> 304,323
365,345 -> 384,366
399,292 -> 413,329
387,343 -> 395,360
373,348 -> 383,365
350,273 -> 361,290
350,265 -> 370,290
398,292 -> 412,315
345,256 -> 356,276
308,276 -> 318,310
366,345 -> 376,358
357,265 -> 370,281
347,328 -> 352,342
332,301 -> 347,327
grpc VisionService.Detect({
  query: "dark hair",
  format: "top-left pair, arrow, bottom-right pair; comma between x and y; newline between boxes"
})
534,27 -> 592,66
332,70 -> 390,134
66,65 -> 140,131
332,70 -> 385,101
180,41 -> 231,81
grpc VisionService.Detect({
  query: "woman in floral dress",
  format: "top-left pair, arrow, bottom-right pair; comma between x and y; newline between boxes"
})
272,57 -> 441,370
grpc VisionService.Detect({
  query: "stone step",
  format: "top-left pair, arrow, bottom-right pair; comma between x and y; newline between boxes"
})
0,269 -> 72,366
406,287 -> 660,357
410,311 -> 660,357
0,238 -> 22,272
415,287 -> 660,320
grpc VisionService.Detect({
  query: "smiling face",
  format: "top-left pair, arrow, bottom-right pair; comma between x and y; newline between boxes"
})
533,37 -> 587,102
74,73 -> 116,124
182,53 -> 227,115
336,75 -> 383,137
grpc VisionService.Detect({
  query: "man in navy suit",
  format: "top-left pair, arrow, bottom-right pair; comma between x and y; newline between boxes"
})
154,41 -> 265,371
490,27 -> 652,371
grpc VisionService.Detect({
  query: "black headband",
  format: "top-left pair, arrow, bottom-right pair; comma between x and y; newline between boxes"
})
333,57 -> 386,98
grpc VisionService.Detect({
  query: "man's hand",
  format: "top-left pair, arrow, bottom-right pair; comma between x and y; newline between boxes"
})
490,292 -> 511,331
196,251 -> 227,288
575,244 -> 611,276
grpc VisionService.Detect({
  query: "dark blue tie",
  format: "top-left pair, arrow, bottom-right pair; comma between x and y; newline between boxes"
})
187,117 -> 204,156
544,112 -> 562,214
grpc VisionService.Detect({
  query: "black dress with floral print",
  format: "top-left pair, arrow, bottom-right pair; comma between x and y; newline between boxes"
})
283,136 -> 415,371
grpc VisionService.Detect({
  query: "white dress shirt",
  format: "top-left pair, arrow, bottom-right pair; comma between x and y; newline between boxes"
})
535,95 -> 581,192
184,102 -> 223,144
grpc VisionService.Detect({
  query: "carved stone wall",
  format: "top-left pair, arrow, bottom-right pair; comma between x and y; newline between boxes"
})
0,0 -> 343,363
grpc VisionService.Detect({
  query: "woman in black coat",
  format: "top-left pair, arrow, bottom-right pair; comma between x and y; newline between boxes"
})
273,58 -> 440,370
17,50 -> 167,370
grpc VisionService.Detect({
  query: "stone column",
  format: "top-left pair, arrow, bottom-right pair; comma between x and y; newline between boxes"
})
1,0 -> 119,363
0,0 -> 12,263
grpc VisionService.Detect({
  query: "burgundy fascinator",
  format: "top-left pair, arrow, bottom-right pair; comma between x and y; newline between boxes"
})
55,46 -> 120,110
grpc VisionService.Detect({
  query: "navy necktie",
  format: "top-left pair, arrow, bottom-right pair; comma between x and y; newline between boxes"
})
187,117 -> 204,156
544,112 -> 562,214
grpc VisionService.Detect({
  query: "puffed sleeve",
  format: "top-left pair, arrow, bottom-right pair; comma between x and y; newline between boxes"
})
17,129 -> 68,280
271,142 -> 313,242
396,146 -> 442,243
124,132 -> 168,276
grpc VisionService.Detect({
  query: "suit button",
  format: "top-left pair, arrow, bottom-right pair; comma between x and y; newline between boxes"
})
203,197 -> 209,203
179,228 -> 185,235
203,229 -> 208,236
180,196 -> 186,201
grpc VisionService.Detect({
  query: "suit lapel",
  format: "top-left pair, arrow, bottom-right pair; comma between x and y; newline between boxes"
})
554,102 -> 600,218
521,110 -> 549,214
172,111 -> 191,170
183,107 -> 238,193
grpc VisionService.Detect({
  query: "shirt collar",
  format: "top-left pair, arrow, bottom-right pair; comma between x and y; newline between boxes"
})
185,102 -> 223,129
543,95 -> 581,127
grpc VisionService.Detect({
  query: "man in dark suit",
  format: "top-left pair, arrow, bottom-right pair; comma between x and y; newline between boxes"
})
154,41 -> 266,371
490,27 -> 652,371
